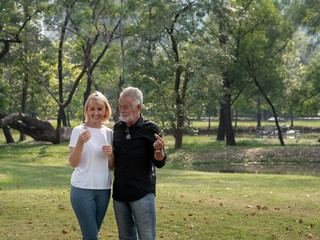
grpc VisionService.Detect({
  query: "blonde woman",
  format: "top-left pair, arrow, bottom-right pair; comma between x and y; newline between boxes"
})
69,91 -> 114,240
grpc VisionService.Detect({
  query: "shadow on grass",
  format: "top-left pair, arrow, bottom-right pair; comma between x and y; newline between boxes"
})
0,142 -> 72,190
0,160 -> 73,190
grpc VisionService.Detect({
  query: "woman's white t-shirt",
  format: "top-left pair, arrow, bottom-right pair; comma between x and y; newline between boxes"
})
69,124 -> 113,190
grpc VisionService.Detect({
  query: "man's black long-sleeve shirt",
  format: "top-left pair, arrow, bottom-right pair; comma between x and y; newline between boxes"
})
112,116 -> 166,202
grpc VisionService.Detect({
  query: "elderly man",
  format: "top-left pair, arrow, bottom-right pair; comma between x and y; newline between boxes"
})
112,86 -> 166,240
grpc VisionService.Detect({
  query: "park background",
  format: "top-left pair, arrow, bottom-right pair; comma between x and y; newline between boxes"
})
1,0 -> 320,239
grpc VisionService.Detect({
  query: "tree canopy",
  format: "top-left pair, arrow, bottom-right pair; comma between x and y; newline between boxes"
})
0,0 -> 319,147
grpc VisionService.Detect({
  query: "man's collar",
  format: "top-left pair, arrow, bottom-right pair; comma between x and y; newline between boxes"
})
136,115 -> 144,127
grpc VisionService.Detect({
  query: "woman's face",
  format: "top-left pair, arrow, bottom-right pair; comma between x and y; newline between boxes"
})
87,103 -> 106,124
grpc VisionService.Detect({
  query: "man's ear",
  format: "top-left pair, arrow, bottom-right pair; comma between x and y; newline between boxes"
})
137,104 -> 142,111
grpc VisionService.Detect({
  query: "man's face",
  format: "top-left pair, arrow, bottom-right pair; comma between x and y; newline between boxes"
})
119,96 -> 139,125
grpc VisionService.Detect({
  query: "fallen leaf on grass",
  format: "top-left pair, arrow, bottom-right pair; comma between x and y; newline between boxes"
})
183,217 -> 188,221
251,211 -> 256,215
206,219 -> 210,224
308,234 -> 313,239
256,205 -> 269,210
62,230 -> 68,234
58,205 -> 66,210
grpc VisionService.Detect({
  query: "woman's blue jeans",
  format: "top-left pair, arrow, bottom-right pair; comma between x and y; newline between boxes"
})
113,193 -> 156,240
70,185 -> 111,240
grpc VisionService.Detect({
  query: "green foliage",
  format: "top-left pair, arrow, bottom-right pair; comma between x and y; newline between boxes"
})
0,0 -> 319,146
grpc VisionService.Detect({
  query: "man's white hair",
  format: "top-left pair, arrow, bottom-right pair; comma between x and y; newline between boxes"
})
120,87 -> 143,108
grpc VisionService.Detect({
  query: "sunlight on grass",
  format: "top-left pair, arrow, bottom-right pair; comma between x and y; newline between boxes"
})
0,174 -> 11,185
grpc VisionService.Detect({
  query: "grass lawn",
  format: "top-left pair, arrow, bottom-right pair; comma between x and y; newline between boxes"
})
0,133 -> 319,240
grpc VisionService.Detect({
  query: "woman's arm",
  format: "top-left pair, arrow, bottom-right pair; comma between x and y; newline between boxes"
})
108,153 -> 115,171
102,144 -> 115,171
69,129 -> 91,168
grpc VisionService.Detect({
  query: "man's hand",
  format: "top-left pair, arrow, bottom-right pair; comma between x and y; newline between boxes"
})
153,133 -> 165,150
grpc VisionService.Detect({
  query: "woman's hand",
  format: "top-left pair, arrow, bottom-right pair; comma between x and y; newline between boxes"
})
79,129 -> 91,143
102,145 -> 113,155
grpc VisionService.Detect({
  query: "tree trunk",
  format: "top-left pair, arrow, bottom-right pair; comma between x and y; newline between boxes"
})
30,92 -> 36,117
55,105 -> 64,144
0,109 -> 14,143
58,78 -> 68,128
83,73 -> 92,122
217,94 -> 236,146
252,75 -> 285,146
234,110 -> 238,135
217,3 -> 236,146
290,114 -> 294,128
223,93 -> 236,146
217,107 -> 225,141
2,126 -> 14,143
173,64 -> 184,149
257,97 -> 261,128
174,126 -> 183,149
113,0 -> 125,123
19,73 -> 28,141
0,110 -> 58,143
58,3 -> 71,128
114,75 -> 125,122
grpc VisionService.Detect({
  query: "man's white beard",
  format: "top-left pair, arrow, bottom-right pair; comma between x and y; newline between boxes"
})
120,111 -> 136,123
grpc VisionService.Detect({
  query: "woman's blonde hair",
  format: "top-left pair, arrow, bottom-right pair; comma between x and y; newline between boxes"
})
84,91 -> 112,123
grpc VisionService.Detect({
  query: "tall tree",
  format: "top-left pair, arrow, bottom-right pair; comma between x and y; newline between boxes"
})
1,0 -> 122,143
125,0 -> 200,148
